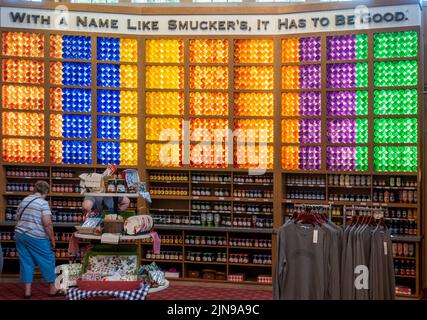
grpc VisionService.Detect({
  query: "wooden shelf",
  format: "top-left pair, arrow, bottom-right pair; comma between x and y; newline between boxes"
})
393,256 -> 416,260
192,210 -> 231,214
373,186 -> 417,190
233,182 -> 273,186
5,176 -> 49,180
328,185 -> 371,189
229,246 -> 272,250
149,208 -> 189,212
371,203 -> 418,208
150,180 -> 189,184
154,224 -> 273,234
282,199 -> 327,205
395,275 -> 416,279
141,258 -> 182,263
185,244 -> 228,249
141,242 -> 183,247
3,192 -> 82,197
185,261 -> 226,265
191,181 -> 232,185
286,184 -> 326,188
391,236 -> 422,242
172,278 -> 271,286
233,212 -> 272,216
151,195 -> 189,200
396,293 -> 419,299
192,196 -> 233,201
327,200 -> 372,206
233,198 -> 273,203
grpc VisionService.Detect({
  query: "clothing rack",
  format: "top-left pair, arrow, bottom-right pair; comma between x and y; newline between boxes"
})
293,204 -> 332,221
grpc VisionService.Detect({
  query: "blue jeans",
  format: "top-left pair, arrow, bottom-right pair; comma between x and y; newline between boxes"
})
16,232 -> 55,284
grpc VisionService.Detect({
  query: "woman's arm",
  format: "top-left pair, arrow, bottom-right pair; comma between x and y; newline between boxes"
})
118,196 -> 130,211
42,215 -> 55,250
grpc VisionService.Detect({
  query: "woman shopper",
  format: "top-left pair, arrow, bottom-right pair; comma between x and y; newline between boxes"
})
15,180 -> 60,298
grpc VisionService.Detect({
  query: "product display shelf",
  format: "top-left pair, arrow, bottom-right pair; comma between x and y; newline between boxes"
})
282,171 -> 422,298
141,219 -> 273,283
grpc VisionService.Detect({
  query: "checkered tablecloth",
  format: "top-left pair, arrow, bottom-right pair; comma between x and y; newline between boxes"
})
66,284 -> 150,300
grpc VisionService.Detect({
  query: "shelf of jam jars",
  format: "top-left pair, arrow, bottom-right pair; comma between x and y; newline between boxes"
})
137,227 -> 272,284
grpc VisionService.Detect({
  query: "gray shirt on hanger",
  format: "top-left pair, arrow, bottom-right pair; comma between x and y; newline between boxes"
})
273,222 -> 330,300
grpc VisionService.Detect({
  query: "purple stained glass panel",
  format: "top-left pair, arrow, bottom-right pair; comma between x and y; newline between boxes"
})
299,37 -> 321,62
326,146 -> 356,171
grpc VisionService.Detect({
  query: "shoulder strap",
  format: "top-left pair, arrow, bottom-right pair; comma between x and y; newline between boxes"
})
17,197 -> 41,223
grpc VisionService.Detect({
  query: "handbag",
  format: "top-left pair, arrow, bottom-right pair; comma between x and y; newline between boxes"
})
17,196 -> 41,223
15,196 -> 41,235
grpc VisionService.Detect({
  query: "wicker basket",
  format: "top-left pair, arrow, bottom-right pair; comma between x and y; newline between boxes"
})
202,269 -> 216,280
103,221 -> 124,234
75,226 -> 102,235
188,270 -> 200,278
215,272 -> 226,281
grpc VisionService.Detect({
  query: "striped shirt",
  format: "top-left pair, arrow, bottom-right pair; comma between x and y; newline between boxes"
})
15,195 -> 52,239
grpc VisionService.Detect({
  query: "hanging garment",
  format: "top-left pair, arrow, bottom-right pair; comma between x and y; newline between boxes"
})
274,212 -> 395,300
273,219 -> 341,300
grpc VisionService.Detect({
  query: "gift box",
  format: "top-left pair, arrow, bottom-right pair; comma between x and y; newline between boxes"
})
78,245 -> 141,291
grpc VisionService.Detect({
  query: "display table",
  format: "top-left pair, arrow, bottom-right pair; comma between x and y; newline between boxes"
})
74,231 -> 152,242
66,232 -> 168,300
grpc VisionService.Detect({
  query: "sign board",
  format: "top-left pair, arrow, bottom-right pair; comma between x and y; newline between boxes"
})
0,5 -> 421,35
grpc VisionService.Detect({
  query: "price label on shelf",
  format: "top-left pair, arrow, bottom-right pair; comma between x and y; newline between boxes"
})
328,201 -> 334,205
360,202 -> 366,206
219,197 -> 225,200
285,200 -> 292,203
193,196 -> 199,199
235,198 -> 241,201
